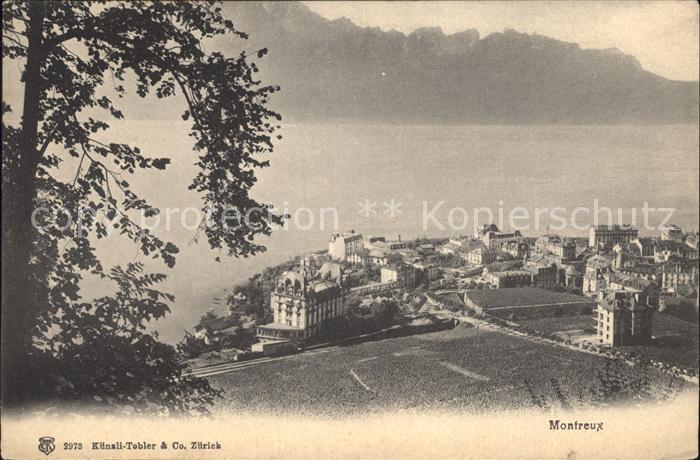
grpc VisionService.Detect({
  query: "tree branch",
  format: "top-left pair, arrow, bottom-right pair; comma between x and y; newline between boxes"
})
43,29 -> 82,51
37,124 -> 57,157
2,33 -> 26,48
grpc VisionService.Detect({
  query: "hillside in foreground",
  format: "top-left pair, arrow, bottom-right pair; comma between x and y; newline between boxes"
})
208,324 -> 687,415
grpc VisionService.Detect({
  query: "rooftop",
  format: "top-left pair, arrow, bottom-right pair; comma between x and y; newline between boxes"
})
592,224 -> 638,231
490,270 -> 532,277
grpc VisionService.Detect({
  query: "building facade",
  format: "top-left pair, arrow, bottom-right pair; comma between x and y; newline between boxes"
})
583,255 -> 613,295
660,259 -> 699,293
589,225 -> 638,248
594,289 -> 655,346
380,263 -> 417,288
526,262 -> 559,288
467,247 -> 497,266
486,270 -> 533,289
363,235 -> 386,250
660,224 -> 684,242
632,237 -> 655,257
483,230 -> 522,250
653,240 -> 698,263
535,234 -> 576,261
256,263 -> 345,343
502,241 -> 530,259
328,230 -> 363,261
474,223 -> 500,240
411,262 -> 441,281
347,249 -> 370,267
564,265 -> 582,289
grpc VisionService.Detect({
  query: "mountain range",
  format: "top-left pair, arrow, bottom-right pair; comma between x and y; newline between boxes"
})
219,1 -> 698,124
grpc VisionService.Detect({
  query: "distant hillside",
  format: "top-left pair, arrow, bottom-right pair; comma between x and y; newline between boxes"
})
218,1 -> 698,124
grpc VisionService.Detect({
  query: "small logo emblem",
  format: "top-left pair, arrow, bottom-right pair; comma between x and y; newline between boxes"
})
38,437 -> 55,456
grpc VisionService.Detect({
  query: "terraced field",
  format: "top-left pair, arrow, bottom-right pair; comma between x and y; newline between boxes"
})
208,324 -> 687,416
518,315 -> 595,334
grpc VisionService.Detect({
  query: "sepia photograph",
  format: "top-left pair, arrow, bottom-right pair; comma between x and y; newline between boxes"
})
1,1 -> 699,459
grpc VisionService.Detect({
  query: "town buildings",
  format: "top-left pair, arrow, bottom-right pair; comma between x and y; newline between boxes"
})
380,263 -> 417,288
194,314 -> 232,345
594,289 -> 655,346
244,225 -> 697,354
439,237 -> 480,256
607,272 -> 657,293
328,230 -> 363,261
535,234 -> 576,261
256,262 -> 345,342
467,247 -> 497,266
347,249 -> 370,267
583,254 -> 613,296
474,223 -> 522,250
660,259 -> 699,293
417,243 -> 436,256
437,241 -> 460,255
653,240 -> 698,263
384,239 -> 408,250
589,225 -> 638,249
525,261 -> 559,288
365,236 -> 407,251
410,262 -> 441,281
660,224 -> 684,242
363,235 -> 386,250
563,265 -> 582,290
632,237 -> 655,257
367,248 -> 402,266
485,269 -> 533,288
474,223 -> 499,240
502,241 -> 530,259
526,252 -> 584,291
483,229 -> 522,250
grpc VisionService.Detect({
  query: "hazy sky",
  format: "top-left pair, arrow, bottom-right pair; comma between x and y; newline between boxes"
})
305,1 -> 699,81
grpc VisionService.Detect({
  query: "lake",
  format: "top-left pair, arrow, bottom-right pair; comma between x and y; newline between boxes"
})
84,122 -> 699,343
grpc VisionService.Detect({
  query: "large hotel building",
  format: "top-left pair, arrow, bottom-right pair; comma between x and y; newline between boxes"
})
255,262 -> 345,343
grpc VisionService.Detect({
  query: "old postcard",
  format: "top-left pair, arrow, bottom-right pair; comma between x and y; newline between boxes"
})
1,1 -> 698,459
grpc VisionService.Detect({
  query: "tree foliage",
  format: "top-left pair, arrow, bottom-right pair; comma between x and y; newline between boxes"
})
1,1 -> 282,412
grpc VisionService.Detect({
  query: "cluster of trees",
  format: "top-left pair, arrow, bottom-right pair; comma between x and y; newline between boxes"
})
436,252 -> 464,269
406,237 -> 448,250
2,1 -> 281,414
226,259 -> 298,325
343,265 -> 380,288
318,296 -> 403,341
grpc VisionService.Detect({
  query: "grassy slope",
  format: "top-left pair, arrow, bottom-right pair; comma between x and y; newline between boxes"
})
518,315 -> 595,334
208,324 -> 685,416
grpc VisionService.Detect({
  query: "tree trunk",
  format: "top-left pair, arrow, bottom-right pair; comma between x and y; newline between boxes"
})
1,1 -> 46,405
